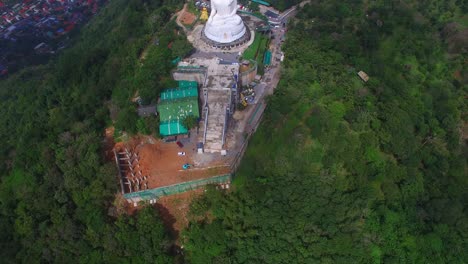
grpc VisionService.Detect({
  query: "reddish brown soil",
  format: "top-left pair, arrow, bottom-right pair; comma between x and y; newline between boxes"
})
462,121 -> 468,141
156,189 -> 204,240
122,189 -> 204,241
181,11 -> 196,25
453,70 -> 462,81
137,140 -> 188,187
103,127 -> 116,161
113,136 -> 230,240
115,136 -> 230,190
136,140 -> 229,189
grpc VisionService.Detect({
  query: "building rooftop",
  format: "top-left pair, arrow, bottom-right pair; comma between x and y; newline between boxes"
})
158,80 -> 200,137
160,86 -> 198,101
159,120 -> 188,136
178,80 -> 198,88
158,97 -> 200,122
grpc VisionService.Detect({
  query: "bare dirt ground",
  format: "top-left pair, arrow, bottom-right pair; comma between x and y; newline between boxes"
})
122,189 -> 204,243
156,189 -> 204,240
136,140 -> 229,189
113,135 -> 228,237
180,9 -> 196,25
114,135 -> 230,190
103,127 -> 116,160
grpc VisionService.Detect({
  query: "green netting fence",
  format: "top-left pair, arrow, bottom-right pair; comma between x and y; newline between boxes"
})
124,174 -> 231,201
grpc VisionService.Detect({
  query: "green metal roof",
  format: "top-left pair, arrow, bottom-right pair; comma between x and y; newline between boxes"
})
160,86 -> 198,101
157,80 -> 200,136
178,80 -> 198,88
263,50 -> 272,66
159,120 -> 188,136
158,97 -> 200,122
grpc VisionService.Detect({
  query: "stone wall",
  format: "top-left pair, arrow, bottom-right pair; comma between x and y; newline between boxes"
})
172,68 -> 207,85
240,60 -> 257,86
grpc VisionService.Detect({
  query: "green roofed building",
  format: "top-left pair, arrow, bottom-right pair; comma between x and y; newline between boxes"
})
159,120 -> 188,136
158,97 -> 199,122
158,81 -> 200,137
178,80 -> 198,88
160,86 -> 198,101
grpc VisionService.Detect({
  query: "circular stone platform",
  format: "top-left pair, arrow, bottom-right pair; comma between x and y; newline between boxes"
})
188,24 -> 255,53
201,23 -> 251,49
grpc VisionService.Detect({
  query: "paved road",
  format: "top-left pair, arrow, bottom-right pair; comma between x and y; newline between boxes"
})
244,2 -> 304,134
216,1 -> 308,170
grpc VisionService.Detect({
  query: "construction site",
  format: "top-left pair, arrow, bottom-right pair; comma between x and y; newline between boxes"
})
113,136 -> 232,206
113,62 -> 264,212
114,57 -> 256,204
108,2 -> 286,233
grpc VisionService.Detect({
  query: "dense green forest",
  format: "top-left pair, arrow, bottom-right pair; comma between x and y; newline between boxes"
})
238,0 -> 300,11
0,0 -> 466,263
0,0 -> 190,262
184,0 -> 467,263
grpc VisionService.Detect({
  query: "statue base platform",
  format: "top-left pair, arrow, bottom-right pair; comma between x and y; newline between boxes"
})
186,24 -> 255,54
201,23 -> 251,50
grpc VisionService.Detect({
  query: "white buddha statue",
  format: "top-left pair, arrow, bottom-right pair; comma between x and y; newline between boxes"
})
204,0 -> 247,44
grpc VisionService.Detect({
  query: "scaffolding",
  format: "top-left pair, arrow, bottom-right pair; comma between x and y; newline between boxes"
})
114,147 -> 149,194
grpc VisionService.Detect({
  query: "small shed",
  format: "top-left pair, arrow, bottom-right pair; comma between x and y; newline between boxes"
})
197,142 -> 204,154
159,120 -> 188,137
358,71 -> 369,82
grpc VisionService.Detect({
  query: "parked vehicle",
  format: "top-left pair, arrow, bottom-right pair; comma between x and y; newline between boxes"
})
178,152 -> 186,156
176,141 -> 184,148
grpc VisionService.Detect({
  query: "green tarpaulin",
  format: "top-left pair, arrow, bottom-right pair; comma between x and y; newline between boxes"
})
158,80 -> 199,136
263,50 -> 272,66
158,97 -> 199,122
159,120 -> 188,136
178,80 -> 198,88
160,86 -> 198,101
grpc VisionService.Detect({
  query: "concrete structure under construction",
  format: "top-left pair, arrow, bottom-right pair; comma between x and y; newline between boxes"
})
173,58 -> 239,153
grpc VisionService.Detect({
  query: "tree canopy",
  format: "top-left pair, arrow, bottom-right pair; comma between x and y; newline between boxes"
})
0,0 -> 466,263
0,0 -> 185,261
183,1 -> 467,263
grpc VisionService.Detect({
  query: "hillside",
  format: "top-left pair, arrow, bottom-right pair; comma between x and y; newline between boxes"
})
0,0 -> 187,262
0,0 -> 466,263
184,1 -> 467,262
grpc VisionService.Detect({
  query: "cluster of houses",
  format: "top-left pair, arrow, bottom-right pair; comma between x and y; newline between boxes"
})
0,0 -> 106,76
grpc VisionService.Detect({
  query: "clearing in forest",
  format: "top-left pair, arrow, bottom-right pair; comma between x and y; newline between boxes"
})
180,10 -> 196,25
114,136 -> 230,192
156,189 -> 204,239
